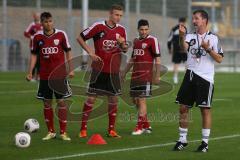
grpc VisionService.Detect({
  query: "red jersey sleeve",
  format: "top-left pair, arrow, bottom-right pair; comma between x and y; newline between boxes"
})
61,31 -> 71,52
80,22 -> 100,41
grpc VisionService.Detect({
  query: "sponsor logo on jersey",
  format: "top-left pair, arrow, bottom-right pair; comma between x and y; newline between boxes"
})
42,47 -> 59,55
103,40 -> 118,51
54,39 -> 60,45
142,43 -> 147,49
133,49 -> 145,56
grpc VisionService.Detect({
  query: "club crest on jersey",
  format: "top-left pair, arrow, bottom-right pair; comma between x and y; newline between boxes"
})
54,39 -> 59,45
142,43 -> 147,49
100,32 -> 105,38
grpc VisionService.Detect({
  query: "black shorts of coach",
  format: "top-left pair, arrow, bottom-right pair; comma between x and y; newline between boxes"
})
37,79 -> 72,100
130,81 -> 152,98
87,70 -> 121,96
172,52 -> 187,64
176,69 -> 214,108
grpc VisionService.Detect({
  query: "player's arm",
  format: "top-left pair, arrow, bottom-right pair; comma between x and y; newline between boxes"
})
65,50 -> 74,78
26,53 -> 37,81
153,57 -> 161,84
201,39 -> 223,63
24,23 -> 32,38
121,58 -> 134,80
76,35 -> 101,61
179,24 -> 189,52
167,30 -> 173,54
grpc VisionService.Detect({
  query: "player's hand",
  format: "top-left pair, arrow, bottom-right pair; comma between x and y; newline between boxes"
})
26,73 -> 33,81
89,53 -> 102,62
201,39 -> 210,51
116,35 -> 125,45
179,24 -> 186,37
68,71 -> 74,78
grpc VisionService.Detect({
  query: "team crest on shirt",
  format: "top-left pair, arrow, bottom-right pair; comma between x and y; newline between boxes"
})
100,32 -> 105,38
142,43 -> 147,49
54,39 -> 60,45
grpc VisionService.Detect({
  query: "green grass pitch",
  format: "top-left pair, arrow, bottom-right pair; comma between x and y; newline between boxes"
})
0,72 -> 240,160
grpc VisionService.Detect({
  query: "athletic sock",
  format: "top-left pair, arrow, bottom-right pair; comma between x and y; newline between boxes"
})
108,103 -> 118,131
58,105 -> 67,134
44,104 -> 55,133
178,127 -> 188,143
143,114 -> 150,128
202,128 -> 210,144
81,102 -> 93,131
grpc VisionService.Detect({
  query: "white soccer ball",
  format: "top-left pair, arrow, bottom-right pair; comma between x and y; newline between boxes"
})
15,132 -> 31,148
24,118 -> 40,133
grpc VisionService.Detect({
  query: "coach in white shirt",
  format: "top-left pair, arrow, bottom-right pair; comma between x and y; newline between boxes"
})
173,10 -> 223,152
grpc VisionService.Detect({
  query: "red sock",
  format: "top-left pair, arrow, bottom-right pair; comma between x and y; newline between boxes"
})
44,104 -> 55,133
81,102 -> 93,131
108,103 -> 118,131
143,114 -> 150,129
58,105 -> 67,134
136,114 -> 144,130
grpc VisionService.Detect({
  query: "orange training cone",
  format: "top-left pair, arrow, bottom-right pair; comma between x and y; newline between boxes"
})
87,134 -> 107,145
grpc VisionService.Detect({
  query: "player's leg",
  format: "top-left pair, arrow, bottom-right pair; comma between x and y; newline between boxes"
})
132,98 -> 147,135
42,99 -> 56,140
196,76 -> 214,152
79,95 -> 96,138
37,80 -> 56,140
56,99 -> 71,141
174,70 -> 195,150
107,95 -> 121,138
173,63 -> 179,84
172,52 -> 181,84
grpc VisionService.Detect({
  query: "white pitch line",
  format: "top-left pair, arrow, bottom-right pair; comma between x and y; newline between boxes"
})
34,134 -> 240,160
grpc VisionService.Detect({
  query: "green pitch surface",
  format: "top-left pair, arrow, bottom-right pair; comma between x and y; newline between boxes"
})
0,72 -> 240,160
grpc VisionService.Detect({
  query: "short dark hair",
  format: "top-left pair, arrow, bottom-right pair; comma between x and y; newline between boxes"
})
179,17 -> 186,23
110,4 -> 124,11
40,12 -> 52,22
193,10 -> 209,23
138,19 -> 149,29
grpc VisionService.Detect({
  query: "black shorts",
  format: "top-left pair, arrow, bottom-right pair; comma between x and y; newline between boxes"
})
172,52 -> 187,64
130,81 -> 152,98
175,70 -> 214,108
87,70 -> 121,96
37,79 -> 72,100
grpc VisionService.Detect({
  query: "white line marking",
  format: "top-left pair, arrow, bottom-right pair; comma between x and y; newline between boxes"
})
34,134 -> 240,160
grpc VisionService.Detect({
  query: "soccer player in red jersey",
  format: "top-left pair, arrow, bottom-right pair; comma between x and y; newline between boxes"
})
77,4 -> 128,138
122,19 -> 161,135
24,12 -> 43,82
26,12 -> 74,141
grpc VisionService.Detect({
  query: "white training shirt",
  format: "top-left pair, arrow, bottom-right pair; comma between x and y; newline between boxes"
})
185,31 -> 223,84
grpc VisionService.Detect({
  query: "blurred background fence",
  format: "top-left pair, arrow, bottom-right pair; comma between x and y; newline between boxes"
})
1,0 -> 240,72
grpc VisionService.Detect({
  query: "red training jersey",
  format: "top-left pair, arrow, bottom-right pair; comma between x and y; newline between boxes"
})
31,29 -> 71,80
24,22 -> 43,47
131,35 -> 161,82
80,21 -> 127,73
